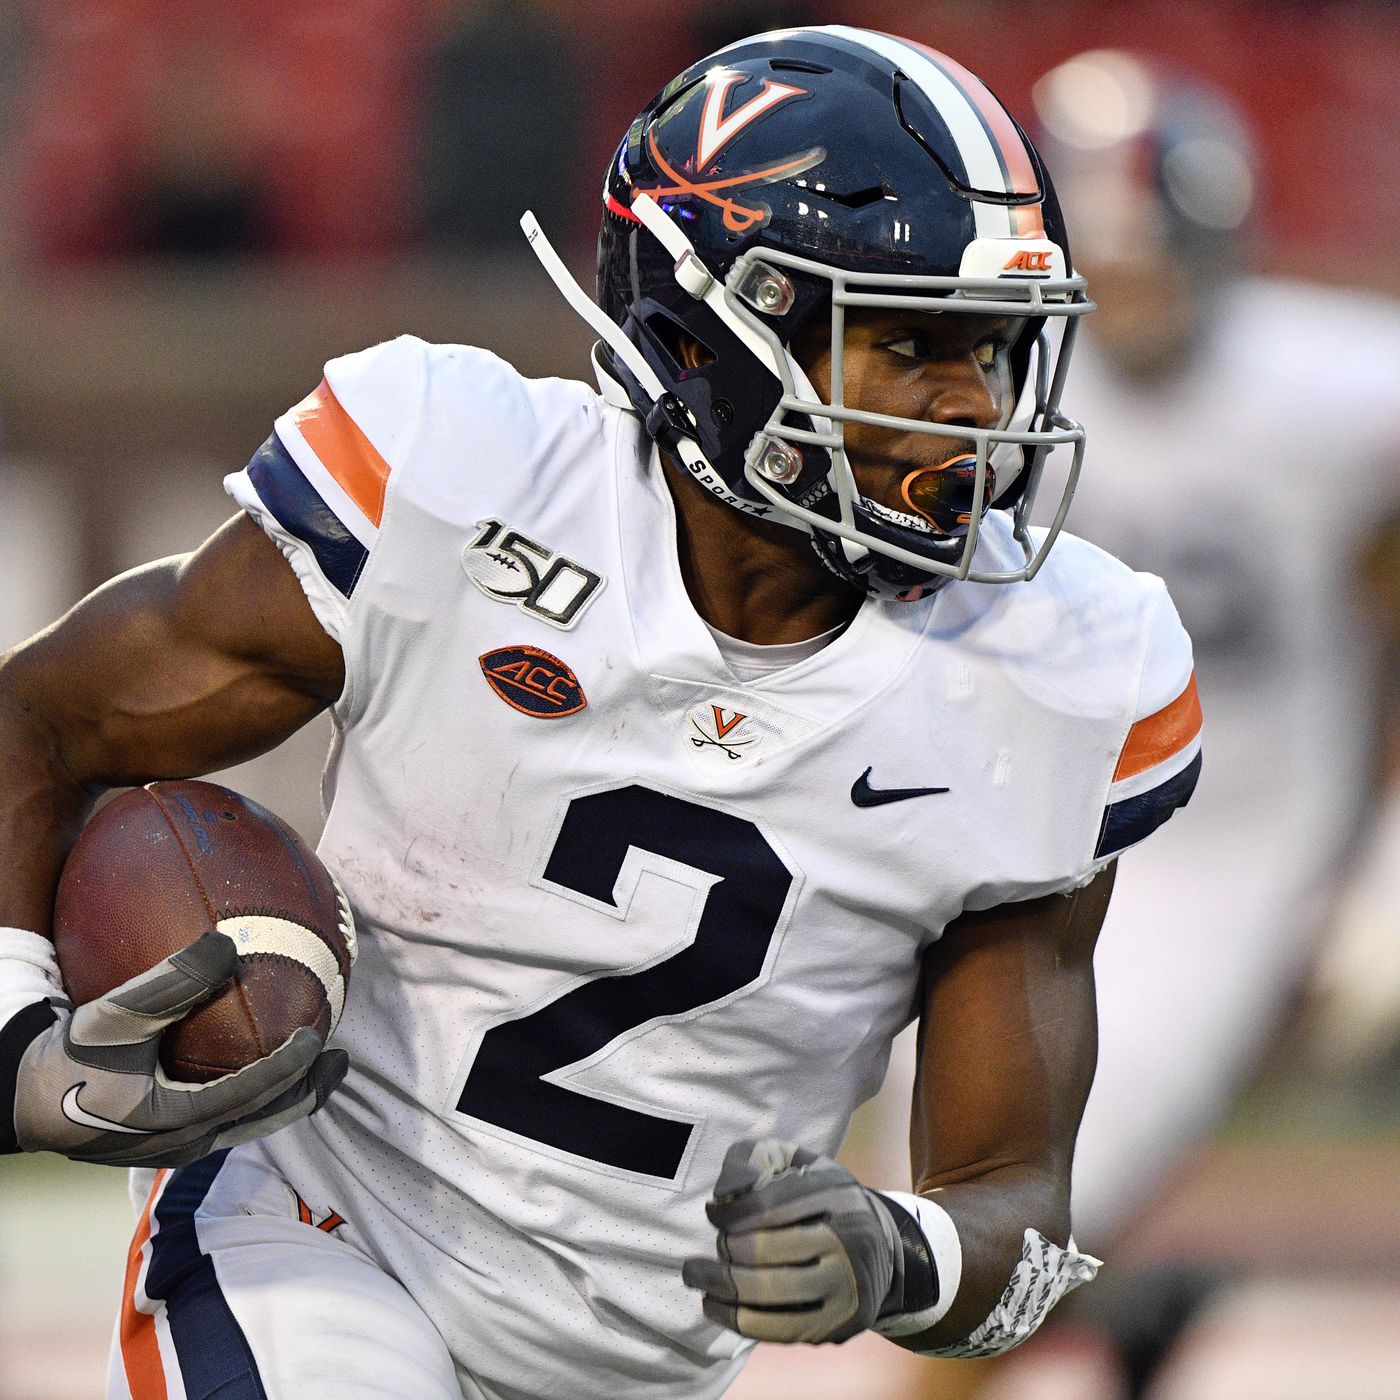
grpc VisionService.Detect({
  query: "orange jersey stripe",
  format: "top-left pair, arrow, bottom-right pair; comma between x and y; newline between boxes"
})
120,1169 -> 170,1400
289,378 -> 392,528
1114,673 -> 1203,782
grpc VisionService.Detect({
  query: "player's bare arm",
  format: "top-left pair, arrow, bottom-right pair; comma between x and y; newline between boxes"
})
0,512 -> 342,932
683,867 -> 1112,1353
897,863 -> 1113,1347
0,513 -> 347,1164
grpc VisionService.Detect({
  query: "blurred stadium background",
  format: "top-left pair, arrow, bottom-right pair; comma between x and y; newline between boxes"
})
1,2 -> 1397,1397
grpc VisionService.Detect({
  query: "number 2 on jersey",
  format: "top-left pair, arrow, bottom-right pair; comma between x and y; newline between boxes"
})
455,785 -> 795,1181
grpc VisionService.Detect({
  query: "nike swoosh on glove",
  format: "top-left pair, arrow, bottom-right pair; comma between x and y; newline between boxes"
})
682,1137 -> 904,1344
6,931 -> 348,1167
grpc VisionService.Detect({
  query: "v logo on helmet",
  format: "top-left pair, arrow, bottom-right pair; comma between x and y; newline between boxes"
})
697,71 -> 807,170
643,130 -> 824,234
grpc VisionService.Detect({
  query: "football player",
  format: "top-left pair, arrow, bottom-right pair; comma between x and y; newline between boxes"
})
1030,50 -> 1400,1248
0,28 -> 1200,1400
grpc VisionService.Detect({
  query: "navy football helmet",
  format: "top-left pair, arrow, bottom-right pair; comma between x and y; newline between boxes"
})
526,26 -> 1093,600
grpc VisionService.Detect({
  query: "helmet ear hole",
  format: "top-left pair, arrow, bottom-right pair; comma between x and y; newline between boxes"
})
677,335 -> 716,371
644,310 -> 717,373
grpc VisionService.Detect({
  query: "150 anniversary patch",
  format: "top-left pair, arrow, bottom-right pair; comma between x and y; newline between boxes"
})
462,519 -> 604,629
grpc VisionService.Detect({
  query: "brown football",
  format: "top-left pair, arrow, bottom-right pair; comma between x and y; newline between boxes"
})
53,780 -> 355,1083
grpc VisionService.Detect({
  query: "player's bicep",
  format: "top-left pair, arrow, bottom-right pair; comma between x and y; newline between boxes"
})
0,513 -> 344,787
910,864 -> 1115,1195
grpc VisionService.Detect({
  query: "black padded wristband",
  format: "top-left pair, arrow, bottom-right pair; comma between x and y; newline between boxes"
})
878,1193 -> 940,1318
0,1001 -> 58,1154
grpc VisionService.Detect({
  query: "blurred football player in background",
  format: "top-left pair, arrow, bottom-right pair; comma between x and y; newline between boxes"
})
1033,44 -> 1400,1248
1304,499 -> 1400,1079
961,50 -> 1400,1398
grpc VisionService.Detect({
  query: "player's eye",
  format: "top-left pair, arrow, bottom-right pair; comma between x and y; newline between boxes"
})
884,333 -> 930,360
974,339 -> 1002,368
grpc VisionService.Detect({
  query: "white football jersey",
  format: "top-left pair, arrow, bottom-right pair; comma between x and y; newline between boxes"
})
224,336 -> 1197,1398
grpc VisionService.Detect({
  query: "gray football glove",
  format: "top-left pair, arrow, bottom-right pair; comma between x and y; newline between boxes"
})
683,1138 -> 929,1344
3,931 -> 348,1168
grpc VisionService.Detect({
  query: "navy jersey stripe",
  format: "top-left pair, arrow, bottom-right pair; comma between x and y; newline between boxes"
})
246,433 -> 368,598
1095,750 -> 1203,860
146,1150 -> 269,1399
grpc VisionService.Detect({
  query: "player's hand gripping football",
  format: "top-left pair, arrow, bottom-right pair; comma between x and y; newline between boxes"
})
683,1138 -> 918,1344
5,932 -> 348,1168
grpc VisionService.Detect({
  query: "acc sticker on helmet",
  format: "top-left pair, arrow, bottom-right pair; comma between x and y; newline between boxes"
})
479,646 -> 587,719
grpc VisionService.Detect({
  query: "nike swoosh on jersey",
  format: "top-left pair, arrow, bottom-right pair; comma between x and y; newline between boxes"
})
850,767 -> 951,807
61,1084 -> 155,1136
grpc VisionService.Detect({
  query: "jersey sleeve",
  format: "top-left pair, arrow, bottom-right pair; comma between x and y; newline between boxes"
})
1093,586 -> 1202,862
224,335 -> 428,644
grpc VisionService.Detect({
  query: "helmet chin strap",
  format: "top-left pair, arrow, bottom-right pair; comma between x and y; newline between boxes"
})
523,205 -> 818,531
520,210 -> 755,518
521,211 -> 668,405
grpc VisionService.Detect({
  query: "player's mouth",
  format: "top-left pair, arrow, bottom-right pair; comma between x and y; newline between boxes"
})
866,498 -> 935,535
859,453 -> 988,537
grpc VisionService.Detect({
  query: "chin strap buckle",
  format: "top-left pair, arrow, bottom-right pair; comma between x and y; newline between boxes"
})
645,393 -> 700,449
673,249 -> 715,300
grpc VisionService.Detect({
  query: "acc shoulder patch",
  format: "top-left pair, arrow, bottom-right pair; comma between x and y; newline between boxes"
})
480,646 -> 587,719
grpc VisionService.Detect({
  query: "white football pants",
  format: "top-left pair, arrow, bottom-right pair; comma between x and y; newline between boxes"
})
108,1147 -> 474,1400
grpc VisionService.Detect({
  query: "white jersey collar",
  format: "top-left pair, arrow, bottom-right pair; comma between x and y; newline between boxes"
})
610,424 -> 940,726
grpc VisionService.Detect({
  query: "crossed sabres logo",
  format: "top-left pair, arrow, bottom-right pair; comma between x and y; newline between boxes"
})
689,704 -> 755,760
638,70 -> 821,234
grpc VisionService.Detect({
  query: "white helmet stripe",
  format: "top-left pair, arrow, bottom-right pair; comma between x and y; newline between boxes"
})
819,26 -> 1018,238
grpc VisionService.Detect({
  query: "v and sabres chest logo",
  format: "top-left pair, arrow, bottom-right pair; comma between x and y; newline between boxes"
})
462,518 -> 604,630
688,703 -> 758,762
630,69 -> 821,234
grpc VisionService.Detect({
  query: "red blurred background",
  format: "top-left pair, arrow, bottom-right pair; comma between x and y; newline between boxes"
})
10,0 -> 1399,287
